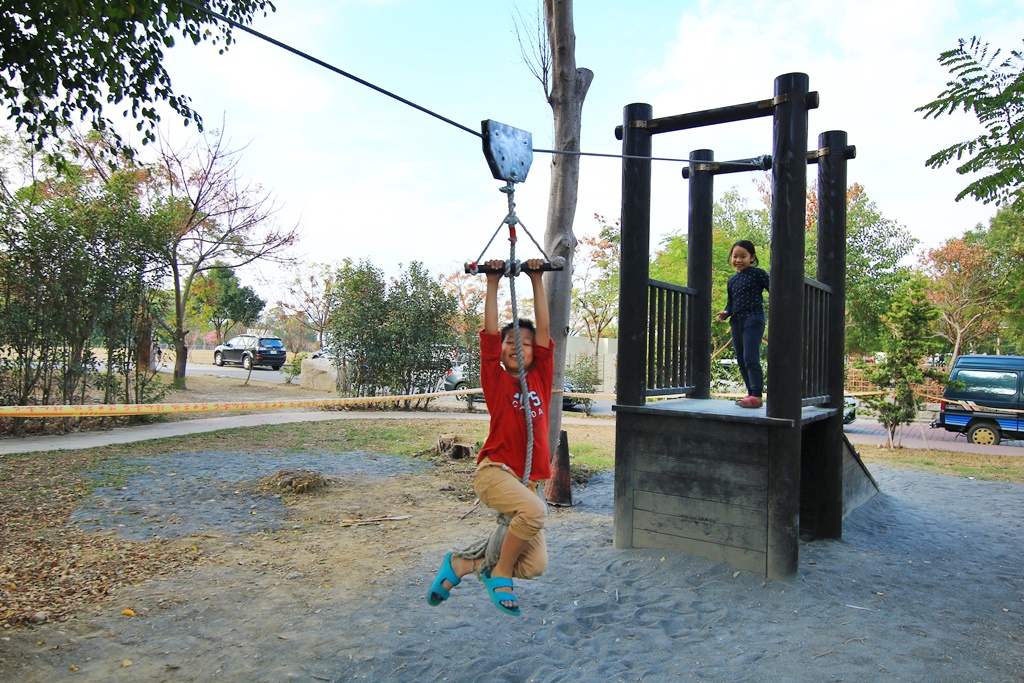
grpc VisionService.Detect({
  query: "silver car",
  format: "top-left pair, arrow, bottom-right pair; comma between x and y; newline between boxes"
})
444,363 -> 579,410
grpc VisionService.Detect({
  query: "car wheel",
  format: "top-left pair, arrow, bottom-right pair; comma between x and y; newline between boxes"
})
242,355 -> 252,370
214,352 -> 223,367
271,365 -> 282,371
967,422 -> 1001,446
453,382 -> 468,400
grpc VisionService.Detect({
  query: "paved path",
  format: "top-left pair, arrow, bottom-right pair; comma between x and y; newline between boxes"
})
843,416 -> 1023,455
0,406 -> 1020,456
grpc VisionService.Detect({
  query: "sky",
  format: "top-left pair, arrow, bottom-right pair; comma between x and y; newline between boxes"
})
148,0 -> 1024,297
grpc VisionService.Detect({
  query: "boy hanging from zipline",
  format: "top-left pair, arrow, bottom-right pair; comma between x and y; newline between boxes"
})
427,257 -> 552,617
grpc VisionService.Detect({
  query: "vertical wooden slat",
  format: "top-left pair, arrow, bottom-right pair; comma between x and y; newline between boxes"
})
674,290 -> 683,387
647,285 -> 656,389
657,288 -> 666,388
668,289 -> 678,386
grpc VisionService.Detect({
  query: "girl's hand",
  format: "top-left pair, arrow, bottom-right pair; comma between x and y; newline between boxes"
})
716,311 -> 729,321
524,258 -> 544,279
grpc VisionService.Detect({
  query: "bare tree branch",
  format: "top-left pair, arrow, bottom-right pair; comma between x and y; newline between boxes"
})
149,126 -> 299,385
512,2 -> 551,98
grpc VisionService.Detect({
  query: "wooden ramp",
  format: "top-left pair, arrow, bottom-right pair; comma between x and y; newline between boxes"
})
841,434 -> 879,517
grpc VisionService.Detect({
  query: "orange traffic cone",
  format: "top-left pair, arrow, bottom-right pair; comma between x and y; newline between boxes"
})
544,430 -> 574,506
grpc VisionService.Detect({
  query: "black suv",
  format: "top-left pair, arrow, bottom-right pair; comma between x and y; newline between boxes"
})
213,335 -> 287,370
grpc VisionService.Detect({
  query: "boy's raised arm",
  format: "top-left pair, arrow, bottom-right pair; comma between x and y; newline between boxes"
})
483,259 -> 504,335
525,259 -> 550,348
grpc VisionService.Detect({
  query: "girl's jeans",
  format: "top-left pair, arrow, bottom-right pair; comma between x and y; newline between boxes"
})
730,311 -> 765,398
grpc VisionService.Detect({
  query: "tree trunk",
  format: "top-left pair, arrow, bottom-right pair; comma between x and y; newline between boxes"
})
171,269 -> 189,387
542,0 -> 593,454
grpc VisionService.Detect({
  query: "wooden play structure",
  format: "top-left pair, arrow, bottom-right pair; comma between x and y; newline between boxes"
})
612,73 -> 878,580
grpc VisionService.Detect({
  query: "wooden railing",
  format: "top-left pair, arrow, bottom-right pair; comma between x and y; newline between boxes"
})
801,277 -> 831,406
646,279 -> 696,397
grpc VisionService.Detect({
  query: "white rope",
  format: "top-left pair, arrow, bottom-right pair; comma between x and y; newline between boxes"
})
506,236 -> 534,487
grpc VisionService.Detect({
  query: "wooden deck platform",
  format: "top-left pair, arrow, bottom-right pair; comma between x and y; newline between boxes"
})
614,397 -> 834,426
613,398 -> 876,578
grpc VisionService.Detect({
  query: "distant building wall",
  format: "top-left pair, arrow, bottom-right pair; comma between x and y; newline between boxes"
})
565,336 -> 618,393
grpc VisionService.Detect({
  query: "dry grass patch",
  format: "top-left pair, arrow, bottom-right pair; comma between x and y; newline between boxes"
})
858,444 -> 1024,483
0,416 -> 615,630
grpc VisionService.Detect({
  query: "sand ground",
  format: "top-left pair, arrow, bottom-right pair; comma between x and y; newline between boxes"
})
1,446 -> 1021,683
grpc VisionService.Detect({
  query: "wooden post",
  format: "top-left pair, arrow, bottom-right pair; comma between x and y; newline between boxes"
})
614,102 -> 652,549
616,103 -> 653,408
816,130 -> 854,539
687,149 -> 714,399
766,73 -> 810,580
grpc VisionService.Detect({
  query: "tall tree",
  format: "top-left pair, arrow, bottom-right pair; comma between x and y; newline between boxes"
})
0,135 -> 167,422
825,184 -> 916,355
149,129 -> 297,386
917,37 -> 1024,209
0,1 -> 275,160
439,268 -> 500,355
188,264 -> 265,344
523,0 -> 593,450
779,178 -> 916,354
965,206 -> 1024,352
920,236 -> 1000,361
859,276 -> 944,447
326,260 -> 456,406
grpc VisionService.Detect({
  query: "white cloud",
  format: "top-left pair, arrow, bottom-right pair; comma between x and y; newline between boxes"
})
629,0 -> 1023,253
102,0 -> 1024,298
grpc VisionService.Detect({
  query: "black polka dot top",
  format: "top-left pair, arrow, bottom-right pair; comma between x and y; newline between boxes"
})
725,267 -> 770,317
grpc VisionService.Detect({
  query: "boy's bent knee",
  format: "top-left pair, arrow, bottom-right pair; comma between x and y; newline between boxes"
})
508,507 -> 546,541
515,553 -> 547,579
513,532 -> 548,579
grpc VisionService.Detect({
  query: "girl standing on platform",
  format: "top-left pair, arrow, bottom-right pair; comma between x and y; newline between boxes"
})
717,240 -> 770,409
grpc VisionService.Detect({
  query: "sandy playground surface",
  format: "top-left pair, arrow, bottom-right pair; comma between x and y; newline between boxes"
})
0,447 -> 1021,682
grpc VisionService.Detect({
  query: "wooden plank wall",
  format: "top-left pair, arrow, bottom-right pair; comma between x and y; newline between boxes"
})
625,413 -> 771,574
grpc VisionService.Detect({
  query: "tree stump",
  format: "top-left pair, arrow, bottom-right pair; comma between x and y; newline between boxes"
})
436,433 -> 474,460
257,469 -> 328,494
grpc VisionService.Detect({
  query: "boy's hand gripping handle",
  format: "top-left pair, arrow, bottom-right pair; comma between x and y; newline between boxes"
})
464,257 -> 565,275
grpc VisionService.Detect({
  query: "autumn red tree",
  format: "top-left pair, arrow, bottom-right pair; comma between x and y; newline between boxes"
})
151,129 -> 298,386
439,268 -> 514,348
571,215 -> 620,352
278,263 -> 336,349
919,237 -> 1000,361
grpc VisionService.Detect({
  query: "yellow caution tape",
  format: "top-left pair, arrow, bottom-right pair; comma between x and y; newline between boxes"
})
11,387 -> 983,418
0,388 -> 484,418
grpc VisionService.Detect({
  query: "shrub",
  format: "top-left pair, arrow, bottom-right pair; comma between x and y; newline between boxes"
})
566,354 -> 600,415
282,352 -> 308,385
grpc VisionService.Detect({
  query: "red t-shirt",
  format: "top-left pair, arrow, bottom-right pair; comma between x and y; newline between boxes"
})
477,330 -> 554,482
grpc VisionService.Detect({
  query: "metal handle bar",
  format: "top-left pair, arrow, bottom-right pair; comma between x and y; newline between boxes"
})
464,257 -> 564,275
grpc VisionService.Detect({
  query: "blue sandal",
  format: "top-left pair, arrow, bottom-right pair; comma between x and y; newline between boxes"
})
482,569 -> 521,616
426,552 -> 461,606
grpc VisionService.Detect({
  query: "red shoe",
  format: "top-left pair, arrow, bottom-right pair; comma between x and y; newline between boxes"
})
735,395 -> 763,408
